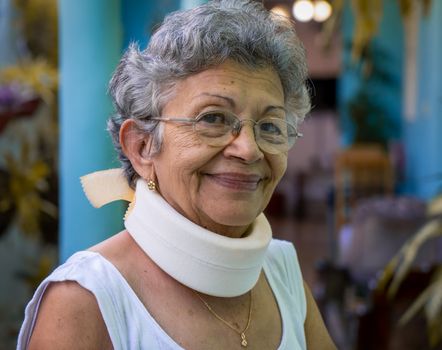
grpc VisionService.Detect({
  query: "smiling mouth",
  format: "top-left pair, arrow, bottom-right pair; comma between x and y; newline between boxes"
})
206,173 -> 263,191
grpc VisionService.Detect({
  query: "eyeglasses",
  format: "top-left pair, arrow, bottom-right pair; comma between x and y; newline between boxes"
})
151,110 -> 302,154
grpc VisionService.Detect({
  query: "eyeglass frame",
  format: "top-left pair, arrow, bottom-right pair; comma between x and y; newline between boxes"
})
149,109 -> 303,154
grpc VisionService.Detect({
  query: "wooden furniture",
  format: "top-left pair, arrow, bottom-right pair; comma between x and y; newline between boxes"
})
334,145 -> 394,229
356,268 -> 441,350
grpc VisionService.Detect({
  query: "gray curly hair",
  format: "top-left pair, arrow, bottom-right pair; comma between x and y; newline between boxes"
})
108,0 -> 311,186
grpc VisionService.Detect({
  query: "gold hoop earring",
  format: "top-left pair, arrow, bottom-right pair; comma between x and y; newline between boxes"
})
147,179 -> 157,191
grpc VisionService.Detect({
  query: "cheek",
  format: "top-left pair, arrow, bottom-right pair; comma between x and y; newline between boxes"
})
159,130 -> 217,180
270,155 -> 287,183
161,128 -> 199,162
168,128 -> 201,151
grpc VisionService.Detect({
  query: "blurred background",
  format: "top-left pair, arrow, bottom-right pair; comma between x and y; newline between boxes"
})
0,0 -> 441,349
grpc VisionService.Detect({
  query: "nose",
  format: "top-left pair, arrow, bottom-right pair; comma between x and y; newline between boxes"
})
223,121 -> 264,163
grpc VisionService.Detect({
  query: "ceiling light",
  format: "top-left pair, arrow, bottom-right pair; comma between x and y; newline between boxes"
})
313,0 -> 332,22
292,0 -> 314,22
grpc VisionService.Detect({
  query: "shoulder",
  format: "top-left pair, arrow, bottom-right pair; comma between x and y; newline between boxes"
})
265,239 -> 302,288
266,242 -> 336,348
23,238 -> 128,350
23,232 -> 150,350
304,281 -> 337,349
28,280 -> 112,349
266,238 -> 297,257
264,239 -> 306,315
89,230 -> 142,273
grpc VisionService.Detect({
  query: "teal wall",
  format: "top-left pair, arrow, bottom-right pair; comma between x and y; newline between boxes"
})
339,1 -> 404,147
122,0 -> 180,48
59,0 -> 180,261
339,1 -> 442,198
403,1 -> 442,198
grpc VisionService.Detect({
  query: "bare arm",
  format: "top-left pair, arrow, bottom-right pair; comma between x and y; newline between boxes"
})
28,281 -> 113,350
304,281 -> 337,350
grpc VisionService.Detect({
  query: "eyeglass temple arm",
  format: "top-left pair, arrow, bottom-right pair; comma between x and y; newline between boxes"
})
150,117 -> 196,123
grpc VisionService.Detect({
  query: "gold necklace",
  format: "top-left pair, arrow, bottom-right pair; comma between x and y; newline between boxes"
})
193,289 -> 253,347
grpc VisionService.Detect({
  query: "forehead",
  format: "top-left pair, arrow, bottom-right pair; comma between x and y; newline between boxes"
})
170,60 -> 285,107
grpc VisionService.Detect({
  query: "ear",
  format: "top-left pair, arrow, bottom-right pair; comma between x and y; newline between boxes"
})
119,119 -> 155,180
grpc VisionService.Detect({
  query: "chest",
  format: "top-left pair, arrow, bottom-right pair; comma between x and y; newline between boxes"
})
127,265 -> 283,350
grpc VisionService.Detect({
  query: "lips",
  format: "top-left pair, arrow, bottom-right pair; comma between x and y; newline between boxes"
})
206,172 -> 263,191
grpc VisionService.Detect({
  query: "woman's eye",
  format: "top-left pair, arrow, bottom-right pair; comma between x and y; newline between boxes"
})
260,122 -> 282,135
199,112 -> 227,125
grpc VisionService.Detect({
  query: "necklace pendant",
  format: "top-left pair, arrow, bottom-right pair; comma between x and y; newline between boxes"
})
241,333 -> 248,347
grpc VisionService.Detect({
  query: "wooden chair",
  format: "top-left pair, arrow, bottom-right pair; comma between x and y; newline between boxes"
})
355,268 -> 441,350
334,145 -> 394,229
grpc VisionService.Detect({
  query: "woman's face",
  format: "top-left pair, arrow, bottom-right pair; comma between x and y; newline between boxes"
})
151,61 -> 287,237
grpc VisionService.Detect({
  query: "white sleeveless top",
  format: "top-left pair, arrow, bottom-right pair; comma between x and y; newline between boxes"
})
17,239 -> 307,349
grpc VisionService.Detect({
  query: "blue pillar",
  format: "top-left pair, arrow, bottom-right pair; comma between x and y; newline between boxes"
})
59,0 -> 124,261
122,0 -> 181,48
404,1 -> 442,198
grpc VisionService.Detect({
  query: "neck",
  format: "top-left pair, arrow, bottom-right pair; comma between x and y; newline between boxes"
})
192,216 -> 252,239
156,194 -> 254,239
124,179 -> 272,297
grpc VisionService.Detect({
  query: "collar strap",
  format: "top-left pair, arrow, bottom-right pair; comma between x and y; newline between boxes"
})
81,168 -> 135,219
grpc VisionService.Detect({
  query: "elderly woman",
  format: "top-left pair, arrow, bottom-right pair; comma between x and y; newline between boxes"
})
18,1 -> 336,349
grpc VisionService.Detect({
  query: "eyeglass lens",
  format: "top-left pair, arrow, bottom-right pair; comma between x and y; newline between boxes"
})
194,111 -> 298,154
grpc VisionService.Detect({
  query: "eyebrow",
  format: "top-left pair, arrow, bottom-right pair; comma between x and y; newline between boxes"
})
196,93 -> 287,114
197,93 -> 236,107
264,106 -> 287,114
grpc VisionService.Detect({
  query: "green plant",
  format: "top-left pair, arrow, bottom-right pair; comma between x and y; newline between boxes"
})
378,190 -> 442,347
345,41 -> 399,148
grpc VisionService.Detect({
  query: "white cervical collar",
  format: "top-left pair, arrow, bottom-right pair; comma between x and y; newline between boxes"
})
124,179 -> 272,297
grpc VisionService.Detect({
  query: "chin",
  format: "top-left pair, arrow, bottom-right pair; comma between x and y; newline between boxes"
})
197,195 -> 270,233
209,208 -> 262,230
